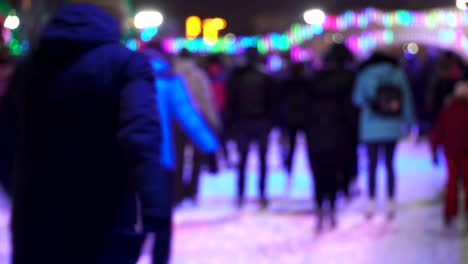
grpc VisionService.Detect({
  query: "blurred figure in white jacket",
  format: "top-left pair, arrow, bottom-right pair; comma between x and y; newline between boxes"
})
174,49 -> 221,204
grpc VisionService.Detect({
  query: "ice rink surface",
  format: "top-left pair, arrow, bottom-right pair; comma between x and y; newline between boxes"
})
1,137 -> 467,264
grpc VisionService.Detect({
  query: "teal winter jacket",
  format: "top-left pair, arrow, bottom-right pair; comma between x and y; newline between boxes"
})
353,62 -> 416,142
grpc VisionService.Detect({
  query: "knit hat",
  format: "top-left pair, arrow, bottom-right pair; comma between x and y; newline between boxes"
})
71,0 -> 127,25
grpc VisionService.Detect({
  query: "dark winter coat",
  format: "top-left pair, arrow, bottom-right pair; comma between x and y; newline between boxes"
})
306,68 -> 358,153
225,64 -> 276,128
280,76 -> 311,128
2,4 -> 163,263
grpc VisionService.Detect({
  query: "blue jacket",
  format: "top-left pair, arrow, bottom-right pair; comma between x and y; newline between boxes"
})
4,4 -> 164,262
145,51 -> 218,169
353,63 -> 416,142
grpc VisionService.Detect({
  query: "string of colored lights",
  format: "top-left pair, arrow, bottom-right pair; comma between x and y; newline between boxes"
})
345,28 -> 468,56
161,8 -> 468,56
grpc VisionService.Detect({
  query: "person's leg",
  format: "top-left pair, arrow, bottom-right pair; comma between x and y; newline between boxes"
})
384,142 -> 397,200
187,146 -> 203,203
383,142 -> 398,219
151,218 -> 172,264
258,129 -> 269,208
324,153 -> 339,227
462,156 -> 468,216
283,126 -> 297,197
328,154 -> 339,212
312,172 -> 326,210
366,143 -> 379,218
342,144 -> 358,199
286,126 -> 298,174
221,136 -> 230,167
334,152 -> 347,199
173,126 -> 187,206
308,152 -> 326,231
237,133 -> 250,207
304,134 -> 324,210
366,143 -> 379,199
220,111 -> 230,165
444,153 -> 459,222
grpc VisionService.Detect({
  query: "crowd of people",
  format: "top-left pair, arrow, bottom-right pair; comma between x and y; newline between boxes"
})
0,1 -> 468,263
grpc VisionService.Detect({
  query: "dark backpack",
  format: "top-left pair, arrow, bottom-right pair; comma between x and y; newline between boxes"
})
370,84 -> 403,117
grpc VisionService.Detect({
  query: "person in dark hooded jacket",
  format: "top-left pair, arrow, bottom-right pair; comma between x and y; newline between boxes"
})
279,63 -> 311,197
306,44 -> 358,232
1,2 -> 165,263
225,48 -> 276,209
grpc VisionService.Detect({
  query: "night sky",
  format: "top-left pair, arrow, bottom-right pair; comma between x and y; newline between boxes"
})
134,0 -> 454,34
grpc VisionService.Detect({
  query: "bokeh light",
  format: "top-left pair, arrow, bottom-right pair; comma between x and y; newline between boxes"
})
3,14 -> 20,30
140,27 -> 159,42
407,42 -> 419,54
134,10 -> 164,29
163,8 -> 468,57
125,38 -> 139,51
457,0 -> 468,11
266,54 -> 283,72
303,9 -> 326,25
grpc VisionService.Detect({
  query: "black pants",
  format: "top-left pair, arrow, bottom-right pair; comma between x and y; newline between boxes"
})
341,141 -> 358,197
218,129 -> 230,163
308,152 -> 339,211
147,218 -> 172,264
173,125 -> 204,204
188,148 -> 204,200
236,121 -> 270,201
366,142 -> 397,199
284,125 -> 305,174
177,141 -> 203,200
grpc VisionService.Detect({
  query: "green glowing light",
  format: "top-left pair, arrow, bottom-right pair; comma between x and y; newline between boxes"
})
257,40 -> 268,55
8,38 -> 22,56
396,10 -> 412,26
